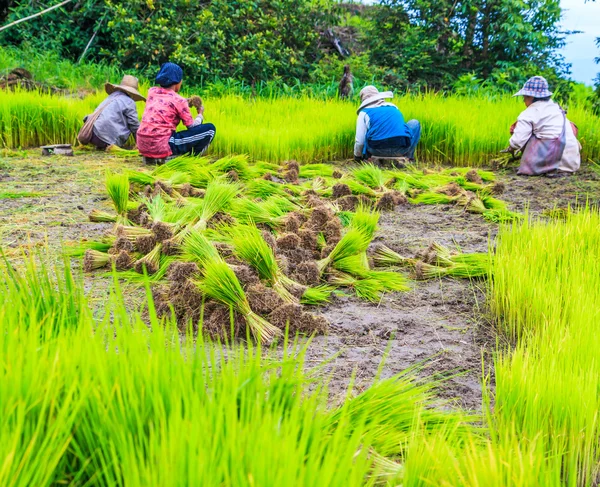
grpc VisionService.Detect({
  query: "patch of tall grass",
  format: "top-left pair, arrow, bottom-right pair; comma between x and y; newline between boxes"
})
0,254 -> 473,485
1,89 -> 599,165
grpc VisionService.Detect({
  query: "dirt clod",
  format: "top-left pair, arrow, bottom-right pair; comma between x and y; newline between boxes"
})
491,181 -> 506,195
332,170 -> 343,179
333,183 -> 352,199
375,192 -> 396,211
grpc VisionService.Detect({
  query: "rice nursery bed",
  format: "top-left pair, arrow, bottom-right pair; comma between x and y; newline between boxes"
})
2,148 -> 600,484
2,90 -> 600,165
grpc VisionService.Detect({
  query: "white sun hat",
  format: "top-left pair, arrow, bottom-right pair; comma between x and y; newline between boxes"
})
357,85 -> 394,114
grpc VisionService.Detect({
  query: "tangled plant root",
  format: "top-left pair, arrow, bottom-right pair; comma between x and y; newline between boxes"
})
284,213 -> 302,233
135,235 -> 157,255
276,233 -> 301,250
262,231 -> 277,251
298,229 -> 318,252
230,264 -> 260,287
308,206 -> 333,229
246,283 -> 285,314
491,181 -> 506,195
168,261 -> 200,283
114,236 -> 134,253
337,195 -> 359,211
151,221 -> 174,242
332,169 -> 343,179
162,238 -> 181,256
115,250 -> 133,271
465,169 -> 483,184
293,261 -> 320,286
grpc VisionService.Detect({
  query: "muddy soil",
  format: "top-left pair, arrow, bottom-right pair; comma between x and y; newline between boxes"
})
2,151 -> 599,410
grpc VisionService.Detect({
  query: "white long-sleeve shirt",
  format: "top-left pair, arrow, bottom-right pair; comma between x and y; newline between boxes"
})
509,100 -> 580,172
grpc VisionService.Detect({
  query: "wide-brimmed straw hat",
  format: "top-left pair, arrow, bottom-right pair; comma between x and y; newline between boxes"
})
105,75 -> 145,102
357,85 -> 394,114
513,76 -> 552,98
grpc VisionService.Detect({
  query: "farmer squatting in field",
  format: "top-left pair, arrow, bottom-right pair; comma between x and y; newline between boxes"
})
79,75 -> 145,150
137,62 -> 216,165
505,76 -> 581,177
353,85 -> 421,163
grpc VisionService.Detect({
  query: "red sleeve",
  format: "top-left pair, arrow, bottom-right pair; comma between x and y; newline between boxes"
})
175,96 -> 194,127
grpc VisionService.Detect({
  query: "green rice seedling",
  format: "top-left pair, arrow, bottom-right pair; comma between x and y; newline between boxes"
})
192,179 -> 239,231
349,205 -> 380,240
115,225 -> 153,241
373,244 -> 416,268
317,229 -> 372,274
65,239 -> 113,257
337,211 -> 353,227
181,230 -> 221,266
353,163 -> 387,191
211,154 -> 251,180
88,209 -> 118,223
332,254 -> 370,278
299,163 -> 335,178
105,171 -> 131,225
483,209 -> 523,223
230,195 -> 297,228
328,271 -> 385,302
245,179 -> 287,199
365,270 -> 410,292
231,224 -> 298,303
409,192 -> 456,205
388,171 -> 431,191
197,257 -> 281,343
300,285 -> 336,305
341,178 -> 378,197
106,145 -> 140,157
134,242 -> 163,274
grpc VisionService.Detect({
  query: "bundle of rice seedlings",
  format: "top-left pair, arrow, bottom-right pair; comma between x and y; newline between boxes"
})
245,179 -> 287,199
373,245 -> 415,268
231,225 -> 299,303
300,285 -> 336,305
115,225 -> 153,242
353,163 -> 387,191
181,230 -> 220,267
448,252 -> 491,277
366,270 -> 410,292
197,258 -> 281,343
83,249 -> 113,272
349,205 -> 380,240
88,209 -> 117,223
212,154 -> 250,180
298,163 -> 334,178
192,179 -> 239,231
317,229 -> 372,274
65,239 -> 113,257
388,172 -> 430,191
409,192 -> 456,205
133,242 -> 163,274
126,170 -> 157,186
328,271 -> 385,303
332,254 -> 370,278
105,171 -> 131,225
341,178 -> 378,197
230,198 -> 287,229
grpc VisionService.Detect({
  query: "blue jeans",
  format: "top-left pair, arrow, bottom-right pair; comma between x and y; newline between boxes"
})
169,123 -> 216,156
368,119 -> 421,159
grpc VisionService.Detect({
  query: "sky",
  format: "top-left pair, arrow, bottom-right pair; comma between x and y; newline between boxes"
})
560,0 -> 600,85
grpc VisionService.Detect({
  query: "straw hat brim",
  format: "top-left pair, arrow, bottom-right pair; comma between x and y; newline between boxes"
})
357,91 -> 394,114
105,82 -> 146,102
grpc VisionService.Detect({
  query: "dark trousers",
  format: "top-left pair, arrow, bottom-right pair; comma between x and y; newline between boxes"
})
368,119 -> 421,160
169,123 -> 216,156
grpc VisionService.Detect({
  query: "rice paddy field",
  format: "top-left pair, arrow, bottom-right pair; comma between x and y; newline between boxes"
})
1,86 -> 600,486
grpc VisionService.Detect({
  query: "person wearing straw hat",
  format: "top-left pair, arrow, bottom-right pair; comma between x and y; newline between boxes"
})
354,85 -> 421,163
137,62 -> 216,165
83,75 -> 145,150
504,76 -> 580,176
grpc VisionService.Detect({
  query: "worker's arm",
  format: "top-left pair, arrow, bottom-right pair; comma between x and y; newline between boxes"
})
354,112 -> 369,159
509,116 -> 534,152
124,102 -> 140,135
189,106 -> 205,128
176,98 -> 196,129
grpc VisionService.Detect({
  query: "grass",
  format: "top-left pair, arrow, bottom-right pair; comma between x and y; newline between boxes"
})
0,253 -> 479,485
2,90 -> 599,165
